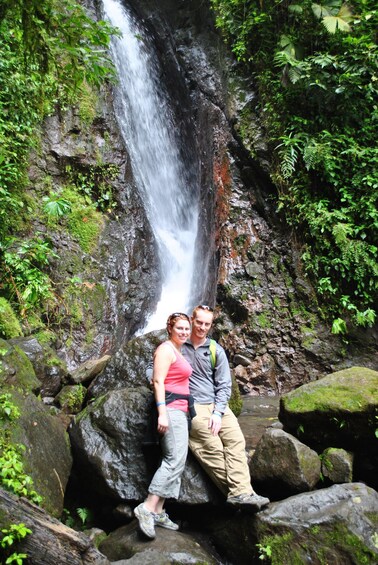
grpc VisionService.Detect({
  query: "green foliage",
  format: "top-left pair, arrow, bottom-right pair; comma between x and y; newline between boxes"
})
65,164 -> 119,212
210,0 -> 378,332
0,394 -> 42,504
0,0 -> 118,330
43,194 -> 72,218
0,522 -> 31,565
62,506 -> 92,530
0,236 -> 57,316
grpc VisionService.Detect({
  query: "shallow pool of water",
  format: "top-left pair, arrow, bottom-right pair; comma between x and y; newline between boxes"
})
238,395 -> 280,453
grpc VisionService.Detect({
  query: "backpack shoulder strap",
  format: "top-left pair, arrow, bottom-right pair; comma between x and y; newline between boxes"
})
209,339 -> 217,370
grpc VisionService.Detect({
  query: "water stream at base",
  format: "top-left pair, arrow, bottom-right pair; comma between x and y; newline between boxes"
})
102,0 -> 200,332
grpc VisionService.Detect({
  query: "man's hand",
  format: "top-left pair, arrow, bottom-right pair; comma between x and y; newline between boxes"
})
208,412 -> 222,436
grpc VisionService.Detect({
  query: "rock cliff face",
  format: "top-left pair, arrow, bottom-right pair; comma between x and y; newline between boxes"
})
96,0 -> 376,390
29,0 -> 376,381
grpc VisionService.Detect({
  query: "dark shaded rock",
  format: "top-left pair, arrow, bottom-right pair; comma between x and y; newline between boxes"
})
8,336 -> 69,397
99,520 -> 218,564
55,384 -> 87,414
249,427 -> 321,498
321,447 -> 354,484
70,355 -> 111,384
208,483 -> 378,565
0,487 -> 110,565
69,386 -> 219,505
9,390 -> 73,517
88,330 -> 165,399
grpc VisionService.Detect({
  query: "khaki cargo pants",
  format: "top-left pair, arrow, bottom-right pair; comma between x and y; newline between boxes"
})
189,403 -> 252,498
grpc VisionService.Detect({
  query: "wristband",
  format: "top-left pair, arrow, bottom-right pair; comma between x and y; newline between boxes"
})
212,410 -> 222,417
156,401 -> 166,407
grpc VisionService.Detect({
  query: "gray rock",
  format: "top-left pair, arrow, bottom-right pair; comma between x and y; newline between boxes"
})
250,427 -> 321,496
69,387 -> 220,504
321,447 -> 354,484
70,355 -> 111,384
99,520 -> 218,564
208,483 -> 378,564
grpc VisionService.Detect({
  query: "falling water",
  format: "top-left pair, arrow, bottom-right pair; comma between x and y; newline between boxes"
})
102,0 -> 199,331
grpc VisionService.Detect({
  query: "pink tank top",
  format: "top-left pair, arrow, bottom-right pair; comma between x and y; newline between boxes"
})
164,349 -> 192,412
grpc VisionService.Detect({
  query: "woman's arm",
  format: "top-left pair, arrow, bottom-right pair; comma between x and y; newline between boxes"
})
152,343 -> 174,434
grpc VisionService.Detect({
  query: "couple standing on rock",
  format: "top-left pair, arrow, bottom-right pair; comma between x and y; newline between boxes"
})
134,304 -> 270,539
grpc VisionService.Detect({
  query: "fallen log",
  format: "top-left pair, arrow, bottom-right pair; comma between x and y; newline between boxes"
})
0,488 -> 110,565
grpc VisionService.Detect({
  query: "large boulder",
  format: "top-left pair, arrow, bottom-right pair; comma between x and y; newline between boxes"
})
88,331 -> 165,399
249,427 -> 321,498
0,340 -> 72,517
69,386 -> 220,506
208,483 -> 378,564
279,366 -> 378,489
0,338 -> 40,393
9,336 -> 69,397
279,367 -> 378,448
8,390 -> 73,517
99,520 -> 219,564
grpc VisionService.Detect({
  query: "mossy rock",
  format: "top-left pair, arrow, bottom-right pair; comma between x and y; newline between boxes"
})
0,339 -> 40,393
279,367 -> 378,451
0,298 -> 23,339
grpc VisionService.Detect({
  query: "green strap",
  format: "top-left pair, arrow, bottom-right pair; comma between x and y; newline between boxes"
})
209,339 -> 216,370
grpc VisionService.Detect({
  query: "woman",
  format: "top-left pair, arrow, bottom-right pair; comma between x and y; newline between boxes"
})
134,312 -> 192,539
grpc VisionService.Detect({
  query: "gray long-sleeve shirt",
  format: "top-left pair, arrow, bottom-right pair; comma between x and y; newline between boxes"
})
181,338 -> 231,414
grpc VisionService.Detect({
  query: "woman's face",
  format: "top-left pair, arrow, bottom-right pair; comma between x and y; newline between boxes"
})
169,317 -> 190,345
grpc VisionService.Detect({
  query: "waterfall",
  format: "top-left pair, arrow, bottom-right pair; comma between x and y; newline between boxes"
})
102,0 -> 199,332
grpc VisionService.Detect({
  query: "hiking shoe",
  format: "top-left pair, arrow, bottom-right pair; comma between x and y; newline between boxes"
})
153,511 -> 179,531
134,503 -> 156,539
227,492 -> 270,510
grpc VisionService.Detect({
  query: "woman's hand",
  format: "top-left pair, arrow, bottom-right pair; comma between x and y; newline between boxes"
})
157,413 -> 169,434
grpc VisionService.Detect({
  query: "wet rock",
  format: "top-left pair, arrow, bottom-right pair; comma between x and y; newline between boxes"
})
321,447 -> 354,484
70,355 -> 111,384
249,428 -> 321,498
55,384 -> 87,414
7,390 -> 72,517
0,338 -> 40,393
208,483 -> 378,565
88,330 -> 165,399
69,386 -> 219,505
99,520 -> 218,564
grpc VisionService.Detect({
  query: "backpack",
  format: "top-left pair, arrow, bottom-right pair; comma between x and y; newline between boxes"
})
209,339 -> 216,370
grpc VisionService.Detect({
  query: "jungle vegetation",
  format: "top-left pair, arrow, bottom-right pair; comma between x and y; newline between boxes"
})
0,0 -> 117,334
211,0 -> 377,334
0,0 -> 376,338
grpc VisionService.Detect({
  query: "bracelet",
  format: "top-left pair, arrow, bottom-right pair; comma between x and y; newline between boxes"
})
212,410 -> 222,417
156,401 -> 166,407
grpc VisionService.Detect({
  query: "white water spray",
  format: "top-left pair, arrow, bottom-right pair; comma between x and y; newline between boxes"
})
102,0 -> 199,331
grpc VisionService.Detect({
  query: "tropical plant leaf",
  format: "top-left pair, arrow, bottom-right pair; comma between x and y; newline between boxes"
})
322,14 -> 351,32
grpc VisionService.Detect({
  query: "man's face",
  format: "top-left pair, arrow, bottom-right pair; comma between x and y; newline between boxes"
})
191,310 -> 213,340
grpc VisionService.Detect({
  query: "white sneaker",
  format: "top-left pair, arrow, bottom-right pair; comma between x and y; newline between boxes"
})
134,503 -> 156,539
153,511 -> 179,530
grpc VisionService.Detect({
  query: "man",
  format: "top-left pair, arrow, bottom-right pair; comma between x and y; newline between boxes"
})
181,304 -> 269,510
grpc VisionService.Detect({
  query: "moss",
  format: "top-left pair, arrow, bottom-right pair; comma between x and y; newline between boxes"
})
56,384 -> 86,413
68,206 -> 103,252
0,298 -> 23,339
0,339 -> 39,392
282,367 -> 378,414
256,311 -> 272,329
324,523 -> 378,564
77,82 -> 98,125
229,374 -> 243,417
